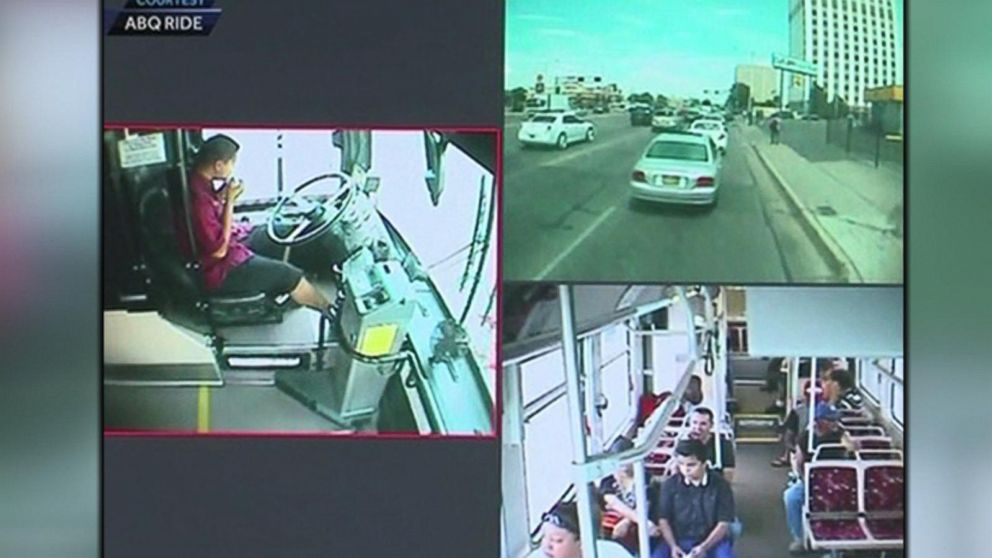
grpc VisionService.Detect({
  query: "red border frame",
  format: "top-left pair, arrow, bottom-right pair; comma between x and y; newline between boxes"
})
102,123 -> 503,441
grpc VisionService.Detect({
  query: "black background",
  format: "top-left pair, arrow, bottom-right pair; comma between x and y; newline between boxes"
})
104,437 -> 499,557
104,0 -> 503,126
103,0 -> 502,556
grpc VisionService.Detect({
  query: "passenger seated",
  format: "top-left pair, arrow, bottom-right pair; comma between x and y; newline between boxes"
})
663,407 -> 742,541
528,501 -> 634,558
182,134 -> 337,317
782,403 -> 855,554
823,367 -> 864,411
653,440 -> 736,558
635,375 -> 703,429
677,375 -> 705,418
772,359 -> 836,467
598,437 -> 661,552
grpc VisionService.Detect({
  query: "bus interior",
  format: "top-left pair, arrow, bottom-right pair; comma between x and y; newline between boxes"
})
502,284 -> 903,558
103,127 -> 496,435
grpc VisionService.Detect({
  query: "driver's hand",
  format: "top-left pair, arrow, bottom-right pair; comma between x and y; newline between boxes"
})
227,179 -> 245,203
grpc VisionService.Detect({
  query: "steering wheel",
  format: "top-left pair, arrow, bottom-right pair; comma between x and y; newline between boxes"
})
266,173 -> 355,245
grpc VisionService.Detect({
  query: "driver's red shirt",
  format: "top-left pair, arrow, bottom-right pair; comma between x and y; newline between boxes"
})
185,172 -> 253,291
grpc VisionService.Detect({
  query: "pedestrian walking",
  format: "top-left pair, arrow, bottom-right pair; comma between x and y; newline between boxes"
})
769,115 -> 782,145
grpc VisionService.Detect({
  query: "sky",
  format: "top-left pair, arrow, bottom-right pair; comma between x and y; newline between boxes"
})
506,0 -> 905,98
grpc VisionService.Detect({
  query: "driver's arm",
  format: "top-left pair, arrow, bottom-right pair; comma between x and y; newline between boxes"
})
207,181 -> 242,260
211,195 -> 235,259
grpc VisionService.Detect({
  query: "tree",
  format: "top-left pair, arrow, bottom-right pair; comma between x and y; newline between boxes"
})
728,82 -> 751,111
810,83 -> 830,118
655,94 -> 668,108
832,95 -> 850,118
633,92 -> 653,105
508,87 -> 528,112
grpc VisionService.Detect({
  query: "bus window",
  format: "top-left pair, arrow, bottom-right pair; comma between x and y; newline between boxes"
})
599,325 -> 634,441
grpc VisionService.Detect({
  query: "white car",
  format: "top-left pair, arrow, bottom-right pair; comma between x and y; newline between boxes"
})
651,109 -> 680,132
518,111 -> 596,149
629,132 -> 722,205
689,119 -> 728,153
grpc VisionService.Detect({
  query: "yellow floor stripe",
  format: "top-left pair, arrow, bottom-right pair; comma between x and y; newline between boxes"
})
197,386 -> 211,433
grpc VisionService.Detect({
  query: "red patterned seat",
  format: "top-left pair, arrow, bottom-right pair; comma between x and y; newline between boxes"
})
805,464 -> 868,548
808,466 -> 859,513
865,519 -> 903,540
601,510 -> 622,533
863,464 -> 904,542
646,451 -> 671,464
809,519 -> 869,540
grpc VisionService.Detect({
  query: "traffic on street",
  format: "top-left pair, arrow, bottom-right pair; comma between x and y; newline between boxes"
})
503,109 -> 841,284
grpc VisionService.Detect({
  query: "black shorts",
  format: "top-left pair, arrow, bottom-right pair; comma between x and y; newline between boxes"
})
784,409 -> 799,433
218,255 -> 304,296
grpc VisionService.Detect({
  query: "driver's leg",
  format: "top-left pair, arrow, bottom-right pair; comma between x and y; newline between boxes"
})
289,277 -> 336,313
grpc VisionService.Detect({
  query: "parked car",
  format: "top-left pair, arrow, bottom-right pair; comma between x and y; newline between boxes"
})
629,132 -> 722,206
689,119 -> 728,153
651,109 -> 680,132
518,111 -> 596,149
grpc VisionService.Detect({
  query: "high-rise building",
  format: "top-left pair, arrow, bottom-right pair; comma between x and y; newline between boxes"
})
734,65 -> 779,104
789,0 -> 901,107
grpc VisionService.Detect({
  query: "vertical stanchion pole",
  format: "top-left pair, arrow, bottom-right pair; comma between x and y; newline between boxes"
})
634,462 -> 652,558
875,128 -> 882,168
559,285 -> 599,558
846,118 -> 853,153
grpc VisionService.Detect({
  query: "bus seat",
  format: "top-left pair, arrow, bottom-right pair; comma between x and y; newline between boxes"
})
137,185 -> 286,328
843,425 -> 886,438
804,463 -> 868,548
854,436 -> 893,450
856,449 -> 902,461
862,463 -> 904,543
811,443 -> 853,462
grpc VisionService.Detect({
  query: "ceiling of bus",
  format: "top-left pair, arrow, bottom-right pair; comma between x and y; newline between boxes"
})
503,284 -> 678,361
745,287 -> 903,357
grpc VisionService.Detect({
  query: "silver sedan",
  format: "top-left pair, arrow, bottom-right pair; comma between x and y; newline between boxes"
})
628,132 -> 723,206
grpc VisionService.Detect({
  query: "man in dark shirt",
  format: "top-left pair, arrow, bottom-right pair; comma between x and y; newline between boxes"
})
824,368 -> 864,411
653,440 -> 736,558
664,407 -> 735,481
183,134 -> 336,315
687,407 -> 735,482
772,358 -> 837,467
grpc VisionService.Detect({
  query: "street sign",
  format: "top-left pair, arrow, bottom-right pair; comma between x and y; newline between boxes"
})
772,54 -> 817,76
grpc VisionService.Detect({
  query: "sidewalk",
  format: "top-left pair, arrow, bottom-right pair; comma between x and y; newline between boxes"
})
740,124 -> 903,283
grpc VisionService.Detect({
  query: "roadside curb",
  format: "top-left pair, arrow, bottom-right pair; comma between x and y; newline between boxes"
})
749,143 -> 864,283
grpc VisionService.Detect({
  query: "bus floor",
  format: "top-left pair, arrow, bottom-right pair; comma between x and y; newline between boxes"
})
104,384 -> 345,433
734,443 -> 903,558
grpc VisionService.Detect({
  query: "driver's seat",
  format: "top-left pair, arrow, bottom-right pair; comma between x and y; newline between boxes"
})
137,181 -> 287,329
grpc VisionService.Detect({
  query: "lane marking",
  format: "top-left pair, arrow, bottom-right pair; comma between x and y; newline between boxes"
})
197,386 -> 211,433
536,206 -> 618,280
538,132 -> 646,168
